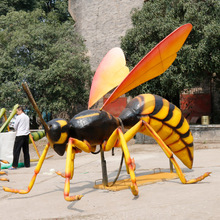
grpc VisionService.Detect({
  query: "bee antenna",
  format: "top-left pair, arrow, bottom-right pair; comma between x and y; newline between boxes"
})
22,82 -> 49,134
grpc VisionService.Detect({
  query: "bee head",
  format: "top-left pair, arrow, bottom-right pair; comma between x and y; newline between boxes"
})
47,119 -> 70,156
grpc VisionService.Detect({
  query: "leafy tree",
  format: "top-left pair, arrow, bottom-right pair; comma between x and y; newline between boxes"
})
0,0 -> 37,15
36,0 -> 70,22
121,0 -> 220,106
0,0 -> 69,22
0,9 -> 92,119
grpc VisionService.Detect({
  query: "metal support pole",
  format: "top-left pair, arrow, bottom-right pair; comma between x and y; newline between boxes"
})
100,147 -> 108,186
169,159 -> 173,173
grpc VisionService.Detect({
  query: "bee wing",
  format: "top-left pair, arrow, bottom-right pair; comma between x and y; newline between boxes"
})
101,23 -> 193,110
88,47 -> 129,109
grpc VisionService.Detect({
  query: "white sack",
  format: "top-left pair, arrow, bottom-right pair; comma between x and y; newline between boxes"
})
0,132 -> 24,164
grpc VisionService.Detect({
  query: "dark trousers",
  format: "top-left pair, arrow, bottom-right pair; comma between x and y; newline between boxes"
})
12,135 -> 30,168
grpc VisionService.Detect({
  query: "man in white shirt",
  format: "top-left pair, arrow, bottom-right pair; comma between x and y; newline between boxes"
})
9,106 -> 30,169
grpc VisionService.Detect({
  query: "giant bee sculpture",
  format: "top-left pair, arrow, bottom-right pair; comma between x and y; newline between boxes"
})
3,24 -> 210,201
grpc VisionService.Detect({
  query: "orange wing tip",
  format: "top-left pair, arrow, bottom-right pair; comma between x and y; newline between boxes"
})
88,47 -> 129,109
101,23 -> 193,109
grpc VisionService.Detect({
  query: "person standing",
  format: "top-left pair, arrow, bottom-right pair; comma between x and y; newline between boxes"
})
9,106 -> 30,170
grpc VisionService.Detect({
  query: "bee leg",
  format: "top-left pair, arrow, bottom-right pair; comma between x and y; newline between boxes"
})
3,143 -> 50,194
57,142 -> 86,179
56,171 -> 66,178
0,177 -> 9,181
0,171 -> 9,181
29,133 -> 41,158
119,129 -> 138,196
116,120 -> 143,146
103,128 -> 138,196
0,159 -> 10,164
0,160 -> 9,181
63,137 -> 93,201
0,171 -> 7,175
142,120 -> 211,184
56,151 -> 75,179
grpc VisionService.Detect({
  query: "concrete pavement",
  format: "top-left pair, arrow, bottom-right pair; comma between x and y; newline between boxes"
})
0,142 -> 219,220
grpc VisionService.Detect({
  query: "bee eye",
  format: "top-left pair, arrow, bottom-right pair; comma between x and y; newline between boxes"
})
49,125 -> 61,142
47,120 -> 61,142
47,119 -> 69,144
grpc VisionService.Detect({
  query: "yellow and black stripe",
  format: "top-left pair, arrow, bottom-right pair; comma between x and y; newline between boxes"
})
120,94 -> 193,169
29,131 -> 45,144
48,119 -> 69,143
46,119 -> 70,156
69,109 -> 120,146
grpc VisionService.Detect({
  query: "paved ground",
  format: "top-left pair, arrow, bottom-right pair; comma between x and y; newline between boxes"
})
0,139 -> 220,220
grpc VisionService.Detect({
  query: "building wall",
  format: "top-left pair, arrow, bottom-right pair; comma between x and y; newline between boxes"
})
68,0 -> 144,71
211,79 -> 220,123
180,93 -> 211,123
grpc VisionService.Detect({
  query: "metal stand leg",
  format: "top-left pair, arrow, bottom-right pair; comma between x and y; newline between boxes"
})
169,159 -> 173,173
100,147 -> 108,186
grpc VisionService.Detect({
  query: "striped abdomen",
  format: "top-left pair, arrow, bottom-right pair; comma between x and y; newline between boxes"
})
119,94 -> 194,169
29,131 -> 45,144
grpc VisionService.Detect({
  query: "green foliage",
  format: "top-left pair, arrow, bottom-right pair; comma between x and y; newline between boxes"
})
0,0 -> 37,15
0,9 -> 92,118
121,0 -> 220,105
0,0 -> 70,22
36,0 -> 71,22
